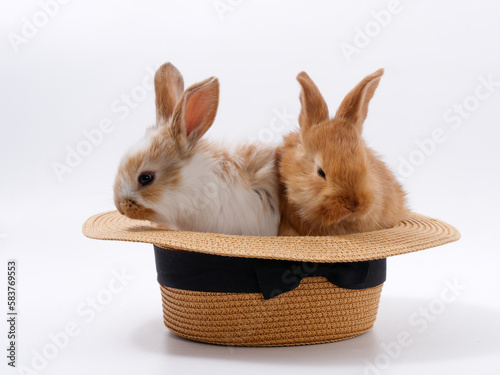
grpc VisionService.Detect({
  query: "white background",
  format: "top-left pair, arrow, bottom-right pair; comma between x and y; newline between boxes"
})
1,0 -> 500,374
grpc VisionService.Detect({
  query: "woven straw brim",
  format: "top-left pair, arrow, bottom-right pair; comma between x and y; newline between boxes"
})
160,277 -> 383,346
83,211 -> 460,263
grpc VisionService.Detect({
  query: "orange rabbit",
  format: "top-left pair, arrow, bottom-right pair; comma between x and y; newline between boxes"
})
278,69 -> 408,236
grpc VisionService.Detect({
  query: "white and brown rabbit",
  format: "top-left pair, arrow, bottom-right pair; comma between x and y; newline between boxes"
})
278,69 -> 408,236
114,63 -> 280,236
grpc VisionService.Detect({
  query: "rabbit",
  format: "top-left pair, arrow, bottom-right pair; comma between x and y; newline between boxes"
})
114,62 -> 280,236
278,68 -> 408,236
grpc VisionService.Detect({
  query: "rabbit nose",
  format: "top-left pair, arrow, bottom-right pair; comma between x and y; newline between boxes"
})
118,199 -> 137,215
342,197 -> 359,211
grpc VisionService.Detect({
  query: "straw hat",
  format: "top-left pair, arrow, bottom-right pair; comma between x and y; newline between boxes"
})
83,211 -> 460,346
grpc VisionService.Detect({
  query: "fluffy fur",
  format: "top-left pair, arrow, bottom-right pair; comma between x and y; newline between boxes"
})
114,63 -> 280,236
278,69 -> 408,236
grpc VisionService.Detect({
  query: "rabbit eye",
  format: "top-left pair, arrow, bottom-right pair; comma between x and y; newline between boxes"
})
138,172 -> 155,187
317,168 -> 326,179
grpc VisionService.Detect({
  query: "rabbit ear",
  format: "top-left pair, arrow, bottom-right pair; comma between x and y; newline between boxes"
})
154,63 -> 185,124
334,68 -> 384,131
170,77 -> 219,149
296,71 -> 329,132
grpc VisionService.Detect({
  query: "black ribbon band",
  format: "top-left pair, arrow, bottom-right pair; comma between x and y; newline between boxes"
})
154,246 -> 386,300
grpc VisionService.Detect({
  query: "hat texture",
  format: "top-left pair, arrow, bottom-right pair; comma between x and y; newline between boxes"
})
160,278 -> 383,346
